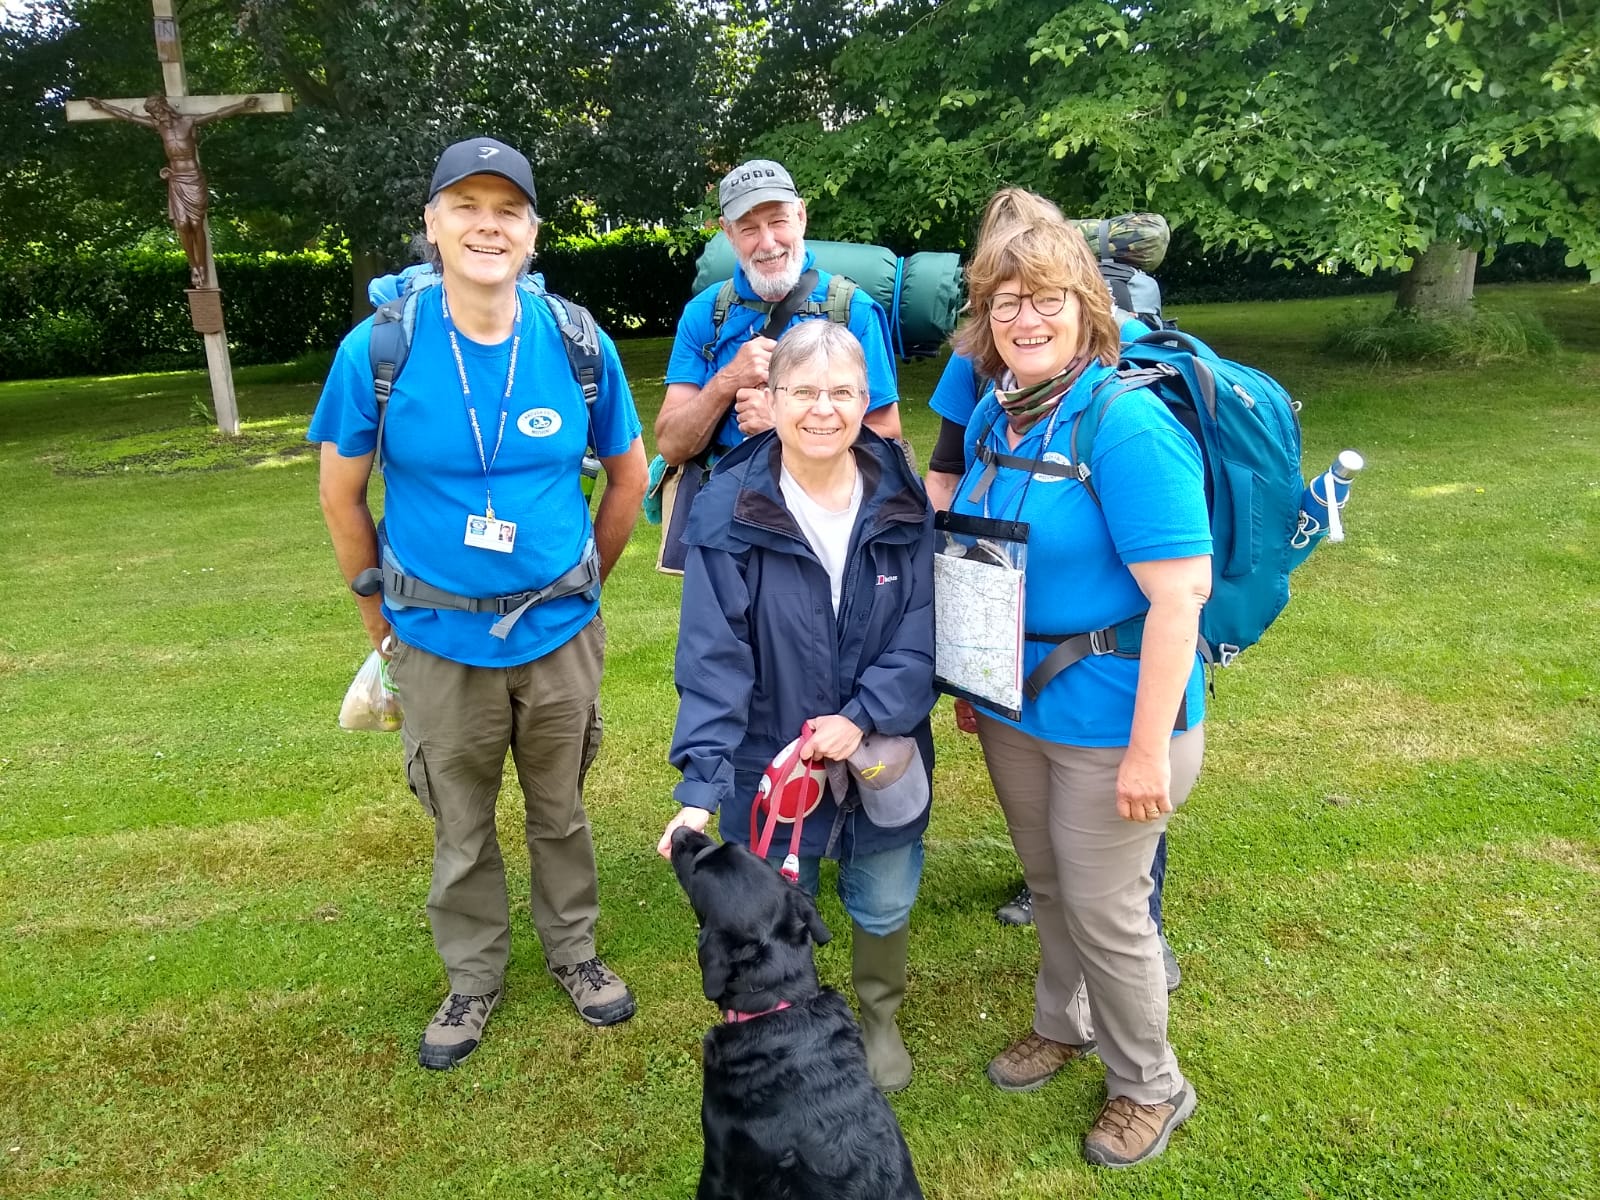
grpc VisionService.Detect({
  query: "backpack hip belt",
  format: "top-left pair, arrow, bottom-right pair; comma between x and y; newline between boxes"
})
1023,621 -> 1144,701
380,539 -> 601,640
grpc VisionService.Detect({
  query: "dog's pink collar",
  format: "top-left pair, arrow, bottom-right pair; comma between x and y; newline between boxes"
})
723,1000 -> 791,1023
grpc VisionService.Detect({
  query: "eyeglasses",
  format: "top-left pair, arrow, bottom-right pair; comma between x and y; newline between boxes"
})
773,384 -> 863,406
987,287 -> 1069,323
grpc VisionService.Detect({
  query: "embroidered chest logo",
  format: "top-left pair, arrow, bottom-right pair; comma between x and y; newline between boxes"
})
517,408 -> 562,437
1034,451 -> 1071,484
876,574 -> 899,586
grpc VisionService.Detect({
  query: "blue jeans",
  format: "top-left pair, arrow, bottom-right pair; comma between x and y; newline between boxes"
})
761,838 -> 925,937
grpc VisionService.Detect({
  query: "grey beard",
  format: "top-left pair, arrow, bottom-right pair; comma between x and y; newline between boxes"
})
743,247 -> 805,301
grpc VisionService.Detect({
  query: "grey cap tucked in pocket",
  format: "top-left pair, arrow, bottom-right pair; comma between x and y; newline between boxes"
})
826,733 -> 929,829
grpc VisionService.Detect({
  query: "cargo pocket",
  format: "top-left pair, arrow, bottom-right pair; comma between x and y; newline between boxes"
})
401,729 -> 438,820
577,703 -> 604,788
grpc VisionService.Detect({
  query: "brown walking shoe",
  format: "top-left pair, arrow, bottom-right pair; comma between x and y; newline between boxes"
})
985,1030 -> 1097,1092
549,956 -> 637,1026
417,988 -> 500,1070
1083,1085 -> 1197,1168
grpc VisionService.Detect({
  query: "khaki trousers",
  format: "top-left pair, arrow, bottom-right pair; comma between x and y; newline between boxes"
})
977,716 -> 1204,1104
389,617 -> 607,995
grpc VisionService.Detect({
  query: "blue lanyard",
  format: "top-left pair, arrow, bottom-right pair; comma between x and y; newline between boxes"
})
441,290 -> 522,520
976,402 -> 1066,522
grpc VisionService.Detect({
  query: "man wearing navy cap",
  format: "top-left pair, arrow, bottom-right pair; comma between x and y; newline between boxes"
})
309,136 -> 648,1067
655,158 -> 902,467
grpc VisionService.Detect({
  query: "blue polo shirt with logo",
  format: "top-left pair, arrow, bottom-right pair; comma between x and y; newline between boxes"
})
309,286 -> 642,668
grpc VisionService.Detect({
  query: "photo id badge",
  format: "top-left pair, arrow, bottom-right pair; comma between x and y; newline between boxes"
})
464,513 -> 516,553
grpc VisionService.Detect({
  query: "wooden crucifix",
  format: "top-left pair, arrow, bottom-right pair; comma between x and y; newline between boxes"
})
64,0 -> 292,436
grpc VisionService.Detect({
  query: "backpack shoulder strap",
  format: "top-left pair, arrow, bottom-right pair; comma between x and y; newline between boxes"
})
538,290 -> 603,406
1069,367 -> 1174,509
367,291 -> 419,472
822,274 -> 856,325
711,279 -> 747,332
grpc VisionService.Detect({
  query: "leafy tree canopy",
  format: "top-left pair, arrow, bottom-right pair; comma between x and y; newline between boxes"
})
760,0 -> 1599,282
3,0 -> 751,258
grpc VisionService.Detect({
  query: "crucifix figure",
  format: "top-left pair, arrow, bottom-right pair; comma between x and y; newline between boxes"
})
82,93 -> 262,288
64,0 -> 292,436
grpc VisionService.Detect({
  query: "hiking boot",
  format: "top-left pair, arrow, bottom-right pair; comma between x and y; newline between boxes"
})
549,956 -> 636,1026
995,884 -> 1034,926
986,1030 -> 1097,1092
1161,935 -> 1181,993
417,988 -> 500,1070
1083,1085 -> 1197,1168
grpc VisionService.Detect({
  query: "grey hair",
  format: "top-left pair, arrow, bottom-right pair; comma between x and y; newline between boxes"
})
768,319 -> 869,395
413,194 -> 539,274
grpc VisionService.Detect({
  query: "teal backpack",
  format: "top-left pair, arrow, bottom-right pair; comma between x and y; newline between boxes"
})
975,329 -> 1306,700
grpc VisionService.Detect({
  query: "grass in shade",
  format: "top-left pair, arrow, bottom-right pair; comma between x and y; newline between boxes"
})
2,283 -> 1597,1199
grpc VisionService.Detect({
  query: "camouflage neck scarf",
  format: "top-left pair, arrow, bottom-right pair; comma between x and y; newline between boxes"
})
995,354 -> 1091,436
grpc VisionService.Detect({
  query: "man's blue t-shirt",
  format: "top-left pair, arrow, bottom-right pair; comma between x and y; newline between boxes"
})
665,251 -> 899,452
308,287 -> 642,669
952,360 -> 1211,746
929,314 -> 1152,427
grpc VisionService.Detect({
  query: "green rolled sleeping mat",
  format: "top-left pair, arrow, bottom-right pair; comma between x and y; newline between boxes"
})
1071,213 -> 1171,271
692,232 -> 963,358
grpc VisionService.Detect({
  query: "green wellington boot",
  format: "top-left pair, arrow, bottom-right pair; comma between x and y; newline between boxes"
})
851,921 -> 914,1093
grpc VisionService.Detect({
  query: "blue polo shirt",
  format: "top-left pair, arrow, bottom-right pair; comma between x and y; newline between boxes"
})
309,286 -> 642,668
953,360 -> 1211,746
665,251 -> 899,452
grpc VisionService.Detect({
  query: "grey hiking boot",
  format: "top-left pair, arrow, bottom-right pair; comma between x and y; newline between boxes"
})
418,988 -> 500,1070
995,884 -> 1034,926
1161,935 -> 1181,993
986,1030 -> 1097,1092
1083,1084 -> 1197,1167
549,956 -> 636,1026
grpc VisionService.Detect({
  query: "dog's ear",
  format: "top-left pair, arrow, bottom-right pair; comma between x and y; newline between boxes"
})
788,886 -> 831,946
697,926 -> 731,1004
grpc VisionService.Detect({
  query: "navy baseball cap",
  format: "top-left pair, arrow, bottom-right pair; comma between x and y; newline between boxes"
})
719,159 -> 800,221
429,137 -> 537,208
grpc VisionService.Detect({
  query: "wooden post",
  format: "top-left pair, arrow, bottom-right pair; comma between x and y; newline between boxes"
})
62,0 -> 292,436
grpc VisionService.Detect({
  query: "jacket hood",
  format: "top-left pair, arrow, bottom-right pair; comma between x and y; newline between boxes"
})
687,428 -> 927,557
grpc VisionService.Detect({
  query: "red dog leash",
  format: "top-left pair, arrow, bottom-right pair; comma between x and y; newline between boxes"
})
750,721 -> 821,884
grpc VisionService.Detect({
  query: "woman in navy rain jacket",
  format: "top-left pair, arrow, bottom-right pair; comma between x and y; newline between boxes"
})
657,320 -> 935,1093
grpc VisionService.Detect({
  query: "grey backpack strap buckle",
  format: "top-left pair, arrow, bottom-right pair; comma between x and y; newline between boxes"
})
487,541 -> 601,639
1022,619 -> 1143,702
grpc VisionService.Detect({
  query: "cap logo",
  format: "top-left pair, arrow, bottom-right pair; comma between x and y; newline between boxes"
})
859,760 -> 886,779
477,146 -> 500,160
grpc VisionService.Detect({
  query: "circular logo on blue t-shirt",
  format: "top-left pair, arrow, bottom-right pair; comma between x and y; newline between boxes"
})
517,408 -> 562,437
1035,451 -> 1072,483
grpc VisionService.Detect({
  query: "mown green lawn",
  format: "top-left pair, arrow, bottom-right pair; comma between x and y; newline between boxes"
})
2,283 -> 1596,1199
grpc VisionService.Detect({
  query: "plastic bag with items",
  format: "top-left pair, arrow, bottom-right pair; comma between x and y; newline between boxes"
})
338,650 -> 403,732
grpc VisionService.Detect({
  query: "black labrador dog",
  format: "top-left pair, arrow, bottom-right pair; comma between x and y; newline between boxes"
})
670,826 -> 923,1200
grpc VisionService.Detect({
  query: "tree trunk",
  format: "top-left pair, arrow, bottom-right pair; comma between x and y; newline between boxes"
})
1395,241 -> 1477,316
350,245 -> 384,325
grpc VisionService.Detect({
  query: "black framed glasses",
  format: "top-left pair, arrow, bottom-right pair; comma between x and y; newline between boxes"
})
988,287 -> 1069,322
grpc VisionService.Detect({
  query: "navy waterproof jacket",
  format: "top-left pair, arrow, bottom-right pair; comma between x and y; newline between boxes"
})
669,428 -> 936,860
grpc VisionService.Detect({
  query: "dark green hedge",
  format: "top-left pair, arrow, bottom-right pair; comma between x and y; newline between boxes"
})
0,229 -> 1578,381
1158,234 -> 1583,306
538,225 -> 714,336
0,248 -> 350,380
0,228 -> 714,381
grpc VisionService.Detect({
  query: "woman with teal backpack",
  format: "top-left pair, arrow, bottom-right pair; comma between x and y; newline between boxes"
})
948,189 -> 1210,1168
